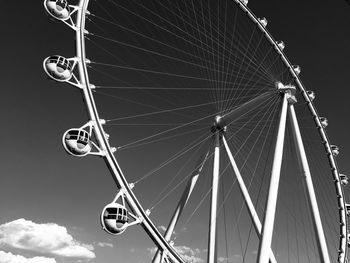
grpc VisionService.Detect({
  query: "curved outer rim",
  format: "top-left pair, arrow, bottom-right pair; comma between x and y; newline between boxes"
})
75,1 -> 186,262
75,0 -> 348,262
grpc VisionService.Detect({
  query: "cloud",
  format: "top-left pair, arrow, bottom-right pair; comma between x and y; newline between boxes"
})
0,251 -> 57,263
157,226 -> 167,232
218,257 -> 229,262
148,246 -> 203,263
147,247 -> 157,255
96,242 -> 114,248
174,246 -> 203,263
0,219 -> 95,259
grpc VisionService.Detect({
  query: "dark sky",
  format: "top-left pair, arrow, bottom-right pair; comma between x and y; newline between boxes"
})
1,1 -> 350,263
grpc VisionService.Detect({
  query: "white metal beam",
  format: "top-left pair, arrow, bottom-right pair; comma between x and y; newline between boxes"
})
288,104 -> 331,263
257,93 -> 288,263
208,133 -> 220,263
216,92 -> 273,129
222,136 -> 277,263
152,150 -> 210,263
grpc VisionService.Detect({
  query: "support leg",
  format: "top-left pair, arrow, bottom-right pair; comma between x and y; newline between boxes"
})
207,132 -> 221,263
152,150 -> 210,263
288,104 -> 330,263
257,93 -> 288,263
222,136 -> 277,263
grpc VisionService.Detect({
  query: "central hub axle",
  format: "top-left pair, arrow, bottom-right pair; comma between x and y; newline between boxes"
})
211,115 -> 227,133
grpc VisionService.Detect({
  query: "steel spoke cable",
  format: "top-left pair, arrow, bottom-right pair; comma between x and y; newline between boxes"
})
182,0 -> 216,103
209,98 -> 280,217
183,157 -> 233,226
106,123 -> 209,126
185,0 -> 274,80
242,223 -> 254,262
159,0 -> 253,67
221,24 -> 258,112
89,0 -> 220,120
106,0 -> 229,68
87,15 -> 213,120
149,139 -> 211,210
87,31 -> 272,91
89,32 -> 235,74
96,86 -> 268,91
105,93 -> 273,122
182,98 -> 278,227
86,34 -> 206,120
92,87 -> 199,121
125,0 -> 272,79
89,0 -> 213,95
215,0 -> 222,112
223,97 -> 278,179
118,126 -> 208,151
89,13 -> 218,71
149,154 -> 213,213
89,64 -> 212,120
222,25 -> 282,112
195,0 -> 219,112
90,60 -> 269,86
223,44 -> 277,113
181,108 -> 274,257
133,131 -> 214,185
222,97 -> 280,208
220,17 -> 270,111
229,98 -> 281,181
219,0 -> 229,113
222,97 -> 280,249
89,9 -> 241,82
220,5 -> 239,113
95,92 -> 276,154
224,29 -> 268,112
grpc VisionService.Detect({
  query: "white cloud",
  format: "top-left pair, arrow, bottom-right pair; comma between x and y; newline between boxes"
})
96,242 -> 114,248
148,246 -> 203,263
0,219 -> 95,259
218,256 -> 228,262
0,251 -> 56,263
157,226 -> 167,232
147,247 -> 157,255
174,246 -> 203,263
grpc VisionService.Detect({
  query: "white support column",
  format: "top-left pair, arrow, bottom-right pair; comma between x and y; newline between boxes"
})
208,132 -> 220,263
152,150 -> 209,263
257,93 -> 288,263
288,104 -> 331,263
222,136 -> 277,263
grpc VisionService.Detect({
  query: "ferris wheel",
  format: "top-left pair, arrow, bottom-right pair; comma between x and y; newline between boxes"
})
43,0 -> 349,262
